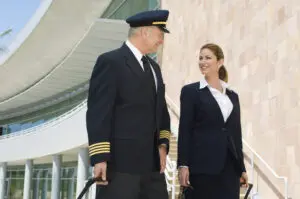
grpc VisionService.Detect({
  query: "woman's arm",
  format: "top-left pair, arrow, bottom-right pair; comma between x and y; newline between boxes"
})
236,94 -> 246,173
177,86 -> 195,167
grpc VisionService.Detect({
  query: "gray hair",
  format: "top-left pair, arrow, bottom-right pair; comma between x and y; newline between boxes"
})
128,27 -> 141,38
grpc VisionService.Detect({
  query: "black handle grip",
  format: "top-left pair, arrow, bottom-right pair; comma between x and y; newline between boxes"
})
243,183 -> 253,199
77,177 -> 103,199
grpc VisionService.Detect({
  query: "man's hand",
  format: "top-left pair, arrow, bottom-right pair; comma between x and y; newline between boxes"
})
240,172 -> 248,187
94,162 -> 109,185
159,145 -> 167,173
179,167 -> 190,187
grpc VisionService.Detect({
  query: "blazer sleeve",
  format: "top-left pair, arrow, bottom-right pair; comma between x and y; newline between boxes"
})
177,86 -> 195,167
148,58 -> 171,153
236,94 -> 246,173
86,55 -> 117,166
158,95 -> 171,154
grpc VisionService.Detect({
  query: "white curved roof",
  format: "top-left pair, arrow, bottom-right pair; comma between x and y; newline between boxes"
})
0,0 -> 129,119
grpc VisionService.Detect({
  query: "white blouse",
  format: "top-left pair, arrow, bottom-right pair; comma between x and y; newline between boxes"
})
199,79 -> 233,122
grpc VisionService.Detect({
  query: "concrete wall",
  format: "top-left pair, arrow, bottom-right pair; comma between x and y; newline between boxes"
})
161,0 -> 300,198
0,106 -> 87,162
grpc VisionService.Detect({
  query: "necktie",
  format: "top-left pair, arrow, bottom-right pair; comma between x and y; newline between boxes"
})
142,56 -> 156,92
142,56 -> 152,74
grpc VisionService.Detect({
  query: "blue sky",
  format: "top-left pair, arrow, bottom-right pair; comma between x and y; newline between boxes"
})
0,0 -> 42,46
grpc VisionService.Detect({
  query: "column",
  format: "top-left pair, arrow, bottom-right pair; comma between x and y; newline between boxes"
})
76,148 -> 89,197
67,168 -> 76,199
0,163 -> 7,199
33,170 -> 42,199
51,155 -> 62,199
23,160 -> 33,199
41,169 -> 50,199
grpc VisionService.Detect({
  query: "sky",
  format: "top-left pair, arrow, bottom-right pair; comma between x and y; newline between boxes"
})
0,0 -> 42,46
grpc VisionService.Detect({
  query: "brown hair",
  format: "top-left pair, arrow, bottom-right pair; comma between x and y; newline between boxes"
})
200,43 -> 228,82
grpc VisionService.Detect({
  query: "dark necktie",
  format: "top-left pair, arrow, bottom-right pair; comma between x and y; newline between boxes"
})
142,56 -> 156,92
142,56 -> 152,73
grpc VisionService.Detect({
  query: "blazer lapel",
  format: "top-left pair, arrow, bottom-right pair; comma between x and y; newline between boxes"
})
225,89 -> 236,124
120,43 -> 144,80
199,87 -> 225,124
148,58 -> 161,92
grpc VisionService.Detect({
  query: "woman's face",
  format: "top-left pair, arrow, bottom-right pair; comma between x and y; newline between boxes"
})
199,48 -> 223,77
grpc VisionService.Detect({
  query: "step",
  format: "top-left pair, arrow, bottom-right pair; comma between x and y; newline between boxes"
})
170,146 -> 177,150
169,149 -> 177,153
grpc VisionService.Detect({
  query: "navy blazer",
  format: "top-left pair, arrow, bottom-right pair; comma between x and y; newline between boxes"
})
177,82 -> 246,175
86,43 -> 170,174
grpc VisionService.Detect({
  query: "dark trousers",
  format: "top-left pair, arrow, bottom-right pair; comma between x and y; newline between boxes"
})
185,151 -> 240,199
95,171 -> 168,199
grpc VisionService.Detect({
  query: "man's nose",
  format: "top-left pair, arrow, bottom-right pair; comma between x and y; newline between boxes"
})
158,38 -> 164,45
160,34 -> 164,42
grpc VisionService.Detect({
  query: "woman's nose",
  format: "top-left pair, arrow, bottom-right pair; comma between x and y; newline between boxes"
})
199,60 -> 206,65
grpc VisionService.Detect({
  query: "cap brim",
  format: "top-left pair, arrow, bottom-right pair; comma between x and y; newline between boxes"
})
159,26 -> 170,33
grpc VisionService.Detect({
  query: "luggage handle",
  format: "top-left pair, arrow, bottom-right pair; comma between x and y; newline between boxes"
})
77,179 -> 253,199
77,177 -> 104,199
242,183 -> 253,199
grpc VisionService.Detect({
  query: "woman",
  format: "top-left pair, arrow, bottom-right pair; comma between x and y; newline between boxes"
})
177,43 -> 248,199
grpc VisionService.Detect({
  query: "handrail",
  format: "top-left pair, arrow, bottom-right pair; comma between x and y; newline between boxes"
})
0,99 -> 87,140
243,141 -> 289,199
165,94 -> 289,199
165,156 -> 177,199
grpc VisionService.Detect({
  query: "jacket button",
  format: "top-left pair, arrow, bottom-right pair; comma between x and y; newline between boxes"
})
222,127 -> 226,131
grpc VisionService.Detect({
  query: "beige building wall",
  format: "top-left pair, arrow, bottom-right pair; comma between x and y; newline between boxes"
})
161,0 -> 300,198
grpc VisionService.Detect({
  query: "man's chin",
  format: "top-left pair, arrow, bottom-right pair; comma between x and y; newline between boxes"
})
149,46 -> 161,54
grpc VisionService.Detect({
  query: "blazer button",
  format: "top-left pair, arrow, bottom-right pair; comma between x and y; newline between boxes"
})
222,127 -> 226,131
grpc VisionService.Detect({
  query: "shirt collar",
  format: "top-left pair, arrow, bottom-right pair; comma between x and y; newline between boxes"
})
125,40 -> 143,62
199,78 -> 229,94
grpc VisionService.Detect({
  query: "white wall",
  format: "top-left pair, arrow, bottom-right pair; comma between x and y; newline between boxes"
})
0,106 -> 88,162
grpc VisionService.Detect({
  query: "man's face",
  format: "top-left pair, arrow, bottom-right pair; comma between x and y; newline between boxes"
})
143,26 -> 165,54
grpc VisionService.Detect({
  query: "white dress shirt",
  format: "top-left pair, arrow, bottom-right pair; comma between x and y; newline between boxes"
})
125,40 -> 144,69
125,40 -> 158,90
199,79 -> 233,122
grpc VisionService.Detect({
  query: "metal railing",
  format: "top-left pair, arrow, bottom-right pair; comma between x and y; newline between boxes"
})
165,95 -> 290,199
243,141 -> 289,199
165,156 -> 177,199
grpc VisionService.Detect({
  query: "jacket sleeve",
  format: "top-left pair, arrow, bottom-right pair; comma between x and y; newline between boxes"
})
236,94 -> 246,173
86,55 -> 117,166
149,57 -> 171,153
158,95 -> 171,154
177,86 -> 194,167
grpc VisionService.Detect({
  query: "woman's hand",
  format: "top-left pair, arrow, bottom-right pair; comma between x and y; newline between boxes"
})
240,172 -> 248,187
179,167 -> 190,187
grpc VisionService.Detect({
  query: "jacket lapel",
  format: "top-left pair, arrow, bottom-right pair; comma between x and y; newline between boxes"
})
120,43 -> 144,81
147,57 -> 161,92
147,58 -> 163,121
225,89 -> 236,125
199,87 -> 225,124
